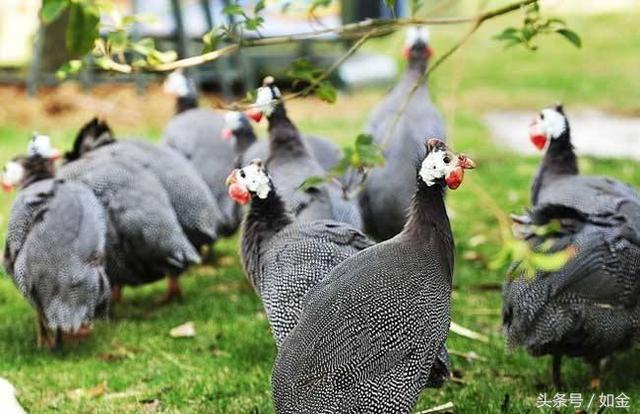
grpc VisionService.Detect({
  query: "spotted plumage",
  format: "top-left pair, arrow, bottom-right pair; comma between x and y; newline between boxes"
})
361,27 -> 446,241
272,140 -> 474,413
161,72 -> 241,236
228,160 -> 373,348
504,104 -> 640,387
68,118 -> 221,250
249,78 -> 362,229
58,148 -> 200,288
3,151 -> 110,346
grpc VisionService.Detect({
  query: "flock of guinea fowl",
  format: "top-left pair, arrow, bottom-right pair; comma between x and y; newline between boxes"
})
2,26 -> 640,413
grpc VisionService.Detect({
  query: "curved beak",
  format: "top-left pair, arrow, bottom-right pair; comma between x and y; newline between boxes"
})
50,148 -> 61,161
225,169 -> 238,187
458,154 -> 476,170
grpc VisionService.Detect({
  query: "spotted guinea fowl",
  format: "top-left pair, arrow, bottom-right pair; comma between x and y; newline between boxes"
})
360,27 -> 446,241
221,111 -> 259,166
245,77 -> 362,229
66,117 -> 220,251
161,69 -> 240,236
59,134 -> 200,302
2,136 -> 110,348
503,104 -> 640,388
272,139 -> 475,413
225,159 -> 373,347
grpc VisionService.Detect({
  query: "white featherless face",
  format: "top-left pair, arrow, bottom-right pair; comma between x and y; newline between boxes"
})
163,70 -> 190,97
238,162 -> 271,199
28,134 -> 58,159
253,85 -> 280,117
419,148 -> 456,187
224,111 -> 244,131
405,26 -> 430,47
538,108 -> 567,140
2,161 -> 24,187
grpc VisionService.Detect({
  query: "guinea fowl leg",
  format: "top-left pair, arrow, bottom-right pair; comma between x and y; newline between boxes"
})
157,276 -> 183,304
111,284 -> 123,303
590,360 -> 602,390
36,312 -> 55,349
53,328 -> 63,352
552,354 -> 563,389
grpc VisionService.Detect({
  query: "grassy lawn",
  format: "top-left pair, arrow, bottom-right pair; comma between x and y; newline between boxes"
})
1,7 -> 640,413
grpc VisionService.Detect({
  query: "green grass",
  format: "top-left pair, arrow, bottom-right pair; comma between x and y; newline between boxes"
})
2,7 -> 640,413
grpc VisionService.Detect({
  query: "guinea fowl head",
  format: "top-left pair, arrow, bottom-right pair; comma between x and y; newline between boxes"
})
528,104 -> 570,151
245,76 -> 282,123
225,159 -> 272,205
403,26 -> 433,66
163,69 -> 199,113
2,134 -> 60,192
222,111 -> 252,140
419,138 -> 476,190
65,118 -> 115,162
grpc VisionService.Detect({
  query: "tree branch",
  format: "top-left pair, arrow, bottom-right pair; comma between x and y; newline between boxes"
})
106,0 -> 538,73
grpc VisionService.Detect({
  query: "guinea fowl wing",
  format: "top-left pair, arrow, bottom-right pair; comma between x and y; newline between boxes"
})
274,241 -> 451,412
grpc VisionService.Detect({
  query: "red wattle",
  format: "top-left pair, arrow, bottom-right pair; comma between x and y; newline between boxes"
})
529,133 -> 547,151
228,183 -> 250,205
427,46 -> 434,58
245,108 -> 263,123
445,167 -> 464,190
221,128 -> 233,140
402,46 -> 410,60
2,180 -> 14,193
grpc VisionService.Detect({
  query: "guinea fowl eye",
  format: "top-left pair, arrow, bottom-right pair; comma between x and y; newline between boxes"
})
239,170 -> 246,178
443,156 -> 451,164
540,113 -> 545,120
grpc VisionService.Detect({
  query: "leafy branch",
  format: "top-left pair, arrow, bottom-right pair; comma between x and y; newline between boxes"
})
493,3 -> 581,50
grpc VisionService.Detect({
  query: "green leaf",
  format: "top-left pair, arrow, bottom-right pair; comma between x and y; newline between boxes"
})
55,59 -> 83,79
147,49 -> 178,65
130,38 -> 155,55
244,16 -> 264,31
223,4 -> 244,16
315,81 -> 337,103
107,30 -> 128,53
384,0 -> 396,10
409,0 -> 424,17
202,30 -> 221,53
355,133 -> 374,146
41,0 -> 69,24
556,28 -> 582,48
529,248 -> 572,272
309,0 -> 331,14
66,3 -> 100,56
254,0 -> 266,14
298,175 -> 327,191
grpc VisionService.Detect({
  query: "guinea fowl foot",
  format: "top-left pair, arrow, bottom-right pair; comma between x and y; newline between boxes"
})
36,313 -> 54,349
156,277 -> 183,304
590,377 -> 601,390
590,360 -> 602,390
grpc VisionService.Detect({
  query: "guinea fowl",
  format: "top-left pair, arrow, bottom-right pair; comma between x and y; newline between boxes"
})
59,132 -> 200,303
503,104 -> 640,388
225,159 -> 374,347
246,77 -> 362,229
272,139 -> 475,413
66,117 -> 220,251
2,136 -> 110,348
161,70 -> 240,236
221,111 -> 258,165
360,27 -> 446,241
243,133 -> 341,173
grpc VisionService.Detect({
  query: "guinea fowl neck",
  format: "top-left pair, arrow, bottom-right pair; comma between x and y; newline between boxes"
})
242,187 -> 293,278
532,127 -> 578,204
267,103 -> 308,157
234,126 -> 258,155
20,157 -> 55,189
176,96 -> 198,114
407,56 -> 428,77
402,180 -> 452,242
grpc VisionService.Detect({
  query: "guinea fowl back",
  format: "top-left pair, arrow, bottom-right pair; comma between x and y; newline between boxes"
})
58,151 -> 200,286
3,172 -> 111,337
361,27 -> 446,241
163,108 -> 241,236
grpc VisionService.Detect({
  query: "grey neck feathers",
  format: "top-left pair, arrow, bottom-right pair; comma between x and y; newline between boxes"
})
241,187 -> 293,281
531,127 -> 578,204
267,103 -> 309,158
402,179 -> 452,243
20,157 -> 55,189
